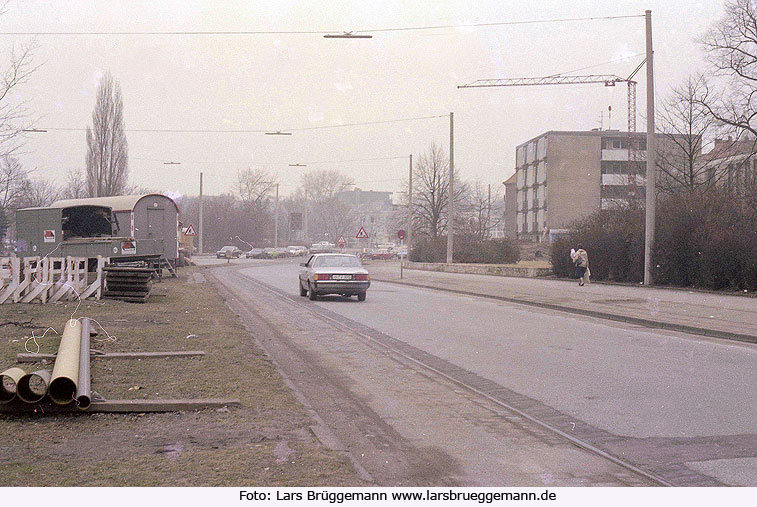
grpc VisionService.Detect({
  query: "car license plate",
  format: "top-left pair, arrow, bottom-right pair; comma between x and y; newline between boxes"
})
332,275 -> 352,280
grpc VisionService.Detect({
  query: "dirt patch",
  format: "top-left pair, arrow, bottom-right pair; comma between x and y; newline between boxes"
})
0,266 -> 362,486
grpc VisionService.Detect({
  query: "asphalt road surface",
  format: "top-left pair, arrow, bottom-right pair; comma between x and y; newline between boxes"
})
207,258 -> 757,486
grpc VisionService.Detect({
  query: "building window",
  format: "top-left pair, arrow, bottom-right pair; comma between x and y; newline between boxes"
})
602,138 -> 629,150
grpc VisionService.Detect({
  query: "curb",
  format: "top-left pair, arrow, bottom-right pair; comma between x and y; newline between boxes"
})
373,277 -> 757,345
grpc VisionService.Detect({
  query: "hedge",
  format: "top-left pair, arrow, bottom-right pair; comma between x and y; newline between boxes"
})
551,188 -> 757,291
410,236 -> 520,264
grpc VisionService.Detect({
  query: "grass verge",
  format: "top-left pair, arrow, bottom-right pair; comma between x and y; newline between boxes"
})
0,265 -> 362,486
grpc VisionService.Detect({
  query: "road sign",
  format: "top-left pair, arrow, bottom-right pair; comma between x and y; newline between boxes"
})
184,224 -> 197,236
356,226 -> 369,239
397,229 -> 406,240
289,213 -> 303,231
337,235 -> 346,249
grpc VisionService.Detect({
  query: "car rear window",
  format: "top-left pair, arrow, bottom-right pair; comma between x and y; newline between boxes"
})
313,256 -> 361,268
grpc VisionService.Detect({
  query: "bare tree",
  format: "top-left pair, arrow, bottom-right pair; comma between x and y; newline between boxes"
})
86,72 -> 129,197
299,169 -> 354,204
409,143 -> 467,239
61,168 -> 87,199
17,177 -> 61,208
461,181 -> 503,240
699,0 -> 757,138
236,168 -> 276,206
297,169 -> 356,242
0,155 -> 28,209
656,75 -> 734,193
0,39 -> 39,159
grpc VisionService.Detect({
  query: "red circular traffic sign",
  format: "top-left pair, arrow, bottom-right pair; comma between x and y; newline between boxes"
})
397,229 -> 406,240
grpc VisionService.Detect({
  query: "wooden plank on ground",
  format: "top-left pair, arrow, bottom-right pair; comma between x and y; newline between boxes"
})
0,398 -> 240,414
87,398 -> 241,412
16,350 -> 206,362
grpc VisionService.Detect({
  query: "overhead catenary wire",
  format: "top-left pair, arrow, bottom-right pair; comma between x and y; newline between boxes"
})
33,114 -> 449,134
0,14 -> 645,37
546,52 -> 646,78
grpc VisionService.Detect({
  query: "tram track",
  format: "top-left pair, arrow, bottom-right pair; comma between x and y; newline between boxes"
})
230,269 -> 677,487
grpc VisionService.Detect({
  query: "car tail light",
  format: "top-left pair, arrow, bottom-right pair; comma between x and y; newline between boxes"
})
314,274 -> 331,281
355,274 -> 370,281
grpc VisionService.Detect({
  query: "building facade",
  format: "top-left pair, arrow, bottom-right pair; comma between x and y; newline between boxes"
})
507,130 -> 652,241
336,188 -> 394,246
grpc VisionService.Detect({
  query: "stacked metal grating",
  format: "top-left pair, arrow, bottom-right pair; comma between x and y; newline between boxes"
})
102,266 -> 153,303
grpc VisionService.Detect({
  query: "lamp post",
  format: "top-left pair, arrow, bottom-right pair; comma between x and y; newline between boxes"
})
406,153 -> 413,256
446,112 -> 454,264
274,183 -> 280,248
643,10 -> 657,286
199,172 -> 204,255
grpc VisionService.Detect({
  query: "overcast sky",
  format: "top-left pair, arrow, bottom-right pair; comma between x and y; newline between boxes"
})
3,0 -> 724,199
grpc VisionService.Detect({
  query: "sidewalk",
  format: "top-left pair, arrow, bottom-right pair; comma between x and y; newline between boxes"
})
367,262 -> 757,343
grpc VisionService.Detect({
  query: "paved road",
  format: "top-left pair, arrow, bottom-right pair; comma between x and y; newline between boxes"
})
206,258 -> 757,486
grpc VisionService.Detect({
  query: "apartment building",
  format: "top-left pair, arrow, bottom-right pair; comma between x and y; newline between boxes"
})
506,130 -> 653,241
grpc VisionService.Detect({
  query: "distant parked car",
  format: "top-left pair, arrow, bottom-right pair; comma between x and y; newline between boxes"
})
299,253 -> 370,302
216,246 -> 242,258
310,241 -> 335,253
246,248 -> 264,258
366,248 -> 396,261
287,245 -> 308,256
262,247 -> 288,259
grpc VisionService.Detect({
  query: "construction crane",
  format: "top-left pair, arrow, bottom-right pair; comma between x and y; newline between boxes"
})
459,60 -> 647,191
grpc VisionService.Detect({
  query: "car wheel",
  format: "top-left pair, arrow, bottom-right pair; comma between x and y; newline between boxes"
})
299,280 -> 307,297
308,282 -> 318,301
357,292 -> 366,302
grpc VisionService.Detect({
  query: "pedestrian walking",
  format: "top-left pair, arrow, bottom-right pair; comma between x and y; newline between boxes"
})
570,245 -> 590,286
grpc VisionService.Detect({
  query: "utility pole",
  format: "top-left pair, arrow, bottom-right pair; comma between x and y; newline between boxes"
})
274,183 -> 279,248
406,154 -> 413,255
487,183 -> 491,239
644,9 -> 656,286
446,112 -> 454,264
198,172 -> 204,255
303,189 -> 308,245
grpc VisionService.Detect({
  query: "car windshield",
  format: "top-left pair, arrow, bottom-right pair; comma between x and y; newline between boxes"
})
313,255 -> 361,268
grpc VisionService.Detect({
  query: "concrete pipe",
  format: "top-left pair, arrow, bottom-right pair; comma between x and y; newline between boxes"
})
75,318 -> 91,410
49,319 -> 82,405
1,367 -> 26,404
17,369 -> 51,403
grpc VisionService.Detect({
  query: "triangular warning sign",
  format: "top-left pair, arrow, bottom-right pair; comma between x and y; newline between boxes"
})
355,226 -> 369,239
337,235 -> 346,244
184,224 -> 197,236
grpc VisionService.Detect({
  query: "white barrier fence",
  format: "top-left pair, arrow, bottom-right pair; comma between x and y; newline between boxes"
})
0,256 -> 105,304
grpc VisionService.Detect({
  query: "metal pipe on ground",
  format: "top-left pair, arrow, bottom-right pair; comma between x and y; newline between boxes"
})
17,369 -> 51,403
49,319 -> 82,405
1,367 -> 26,404
76,318 -> 91,409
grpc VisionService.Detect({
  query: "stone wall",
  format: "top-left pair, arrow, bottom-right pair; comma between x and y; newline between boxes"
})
406,261 -> 551,278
